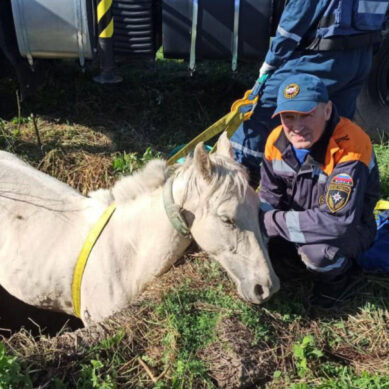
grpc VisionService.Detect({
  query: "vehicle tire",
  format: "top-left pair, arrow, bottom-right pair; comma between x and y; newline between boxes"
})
354,34 -> 389,141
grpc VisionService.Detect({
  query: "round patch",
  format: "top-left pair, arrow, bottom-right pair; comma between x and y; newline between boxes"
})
283,83 -> 300,99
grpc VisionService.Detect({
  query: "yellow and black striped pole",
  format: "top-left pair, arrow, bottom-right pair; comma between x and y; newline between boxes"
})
93,0 -> 122,83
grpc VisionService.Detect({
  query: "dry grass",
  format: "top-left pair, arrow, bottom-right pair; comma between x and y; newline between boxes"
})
2,252 -> 389,387
0,255 -> 275,388
38,149 -> 115,194
1,117 -> 118,194
1,60 -> 389,388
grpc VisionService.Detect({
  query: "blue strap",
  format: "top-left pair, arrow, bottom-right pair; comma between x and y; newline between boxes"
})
248,73 -> 269,101
377,210 -> 389,230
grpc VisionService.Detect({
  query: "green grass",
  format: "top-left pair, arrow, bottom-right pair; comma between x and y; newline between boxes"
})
284,368 -> 389,389
1,57 -> 389,388
113,147 -> 162,175
375,143 -> 389,199
0,342 -> 32,389
151,277 -> 274,388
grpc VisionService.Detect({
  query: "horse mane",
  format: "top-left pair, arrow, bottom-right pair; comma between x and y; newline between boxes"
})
88,152 -> 249,207
88,159 -> 170,205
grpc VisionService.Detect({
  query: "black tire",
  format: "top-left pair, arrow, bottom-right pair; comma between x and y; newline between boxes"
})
355,34 -> 389,141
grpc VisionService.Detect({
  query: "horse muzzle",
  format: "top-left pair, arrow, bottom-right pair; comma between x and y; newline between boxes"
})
238,277 -> 280,305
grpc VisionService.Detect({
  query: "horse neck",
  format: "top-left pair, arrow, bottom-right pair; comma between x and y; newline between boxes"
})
96,184 -> 192,298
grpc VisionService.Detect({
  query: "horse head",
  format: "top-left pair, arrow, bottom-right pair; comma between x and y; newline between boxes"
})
169,133 -> 280,304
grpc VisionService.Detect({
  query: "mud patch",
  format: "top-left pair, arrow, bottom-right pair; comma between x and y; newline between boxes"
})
0,286 -> 83,337
199,317 -> 276,388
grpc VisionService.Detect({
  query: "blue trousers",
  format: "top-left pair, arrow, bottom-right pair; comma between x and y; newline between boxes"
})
268,237 -> 353,278
231,47 -> 373,187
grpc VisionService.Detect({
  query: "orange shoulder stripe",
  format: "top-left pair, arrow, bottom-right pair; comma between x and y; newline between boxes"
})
264,125 -> 283,161
323,117 -> 372,175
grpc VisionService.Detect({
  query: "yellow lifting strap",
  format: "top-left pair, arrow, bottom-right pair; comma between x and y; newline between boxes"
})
72,203 -> 116,318
167,109 -> 245,165
230,89 -> 259,121
167,88 -> 259,165
375,199 -> 389,211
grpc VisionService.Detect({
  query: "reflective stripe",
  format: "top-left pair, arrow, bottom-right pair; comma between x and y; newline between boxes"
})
230,141 -> 264,158
305,256 -> 347,273
272,159 -> 295,175
358,1 -> 389,14
259,198 -> 274,212
277,25 -> 302,43
318,172 -> 328,184
368,152 -> 376,172
285,211 -> 306,243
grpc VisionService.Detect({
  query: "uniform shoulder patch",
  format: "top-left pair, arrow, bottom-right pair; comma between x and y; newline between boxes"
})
326,173 -> 353,213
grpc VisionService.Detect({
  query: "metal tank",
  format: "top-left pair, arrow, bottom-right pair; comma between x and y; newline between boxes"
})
10,0 -> 95,66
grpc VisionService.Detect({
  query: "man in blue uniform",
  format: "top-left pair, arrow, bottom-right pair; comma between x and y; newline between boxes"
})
231,0 -> 388,188
259,73 -> 380,308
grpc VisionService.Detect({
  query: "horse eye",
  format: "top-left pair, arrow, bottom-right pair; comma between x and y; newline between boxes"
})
221,215 -> 235,226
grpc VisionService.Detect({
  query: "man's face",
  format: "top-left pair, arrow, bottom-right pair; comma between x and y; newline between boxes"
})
280,102 -> 332,149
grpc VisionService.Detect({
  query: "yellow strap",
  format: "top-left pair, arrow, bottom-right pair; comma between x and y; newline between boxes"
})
230,89 -> 259,121
167,109 -> 245,165
167,86 -> 259,165
72,203 -> 116,318
375,199 -> 389,210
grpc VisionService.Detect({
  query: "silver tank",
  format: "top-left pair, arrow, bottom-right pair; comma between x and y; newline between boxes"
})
11,0 -> 94,65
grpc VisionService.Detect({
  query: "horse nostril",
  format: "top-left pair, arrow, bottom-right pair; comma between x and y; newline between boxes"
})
254,284 -> 264,296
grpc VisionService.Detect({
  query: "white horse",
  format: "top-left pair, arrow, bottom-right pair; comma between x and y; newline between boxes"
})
0,133 -> 279,326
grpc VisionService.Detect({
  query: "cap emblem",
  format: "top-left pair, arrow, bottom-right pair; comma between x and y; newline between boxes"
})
283,83 -> 300,99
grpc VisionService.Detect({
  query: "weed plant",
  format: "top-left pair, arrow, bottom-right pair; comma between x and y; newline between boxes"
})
0,58 -> 389,388
113,147 -> 162,175
0,343 -> 32,388
375,143 -> 389,199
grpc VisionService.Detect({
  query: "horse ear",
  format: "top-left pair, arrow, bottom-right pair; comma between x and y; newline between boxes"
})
216,131 -> 234,159
194,142 -> 212,181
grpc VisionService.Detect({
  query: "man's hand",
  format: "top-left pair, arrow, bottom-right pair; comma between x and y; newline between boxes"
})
259,62 -> 275,80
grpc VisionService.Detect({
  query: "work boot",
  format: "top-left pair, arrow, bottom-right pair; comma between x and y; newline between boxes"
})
271,255 -> 308,282
308,264 -> 357,309
267,237 -> 308,282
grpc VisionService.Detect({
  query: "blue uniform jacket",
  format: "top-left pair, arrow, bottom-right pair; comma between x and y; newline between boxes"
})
260,110 -> 380,259
265,0 -> 388,68
265,0 -> 328,68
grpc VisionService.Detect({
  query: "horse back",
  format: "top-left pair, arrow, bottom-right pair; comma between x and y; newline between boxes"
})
0,151 -> 90,312
0,151 -> 81,201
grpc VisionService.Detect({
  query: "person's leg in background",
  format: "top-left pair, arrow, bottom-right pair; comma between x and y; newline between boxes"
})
229,67 -> 294,188
230,106 -> 280,188
291,47 -> 373,119
328,47 -> 373,119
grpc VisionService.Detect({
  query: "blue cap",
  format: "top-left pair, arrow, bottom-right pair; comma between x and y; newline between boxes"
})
272,74 -> 329,118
